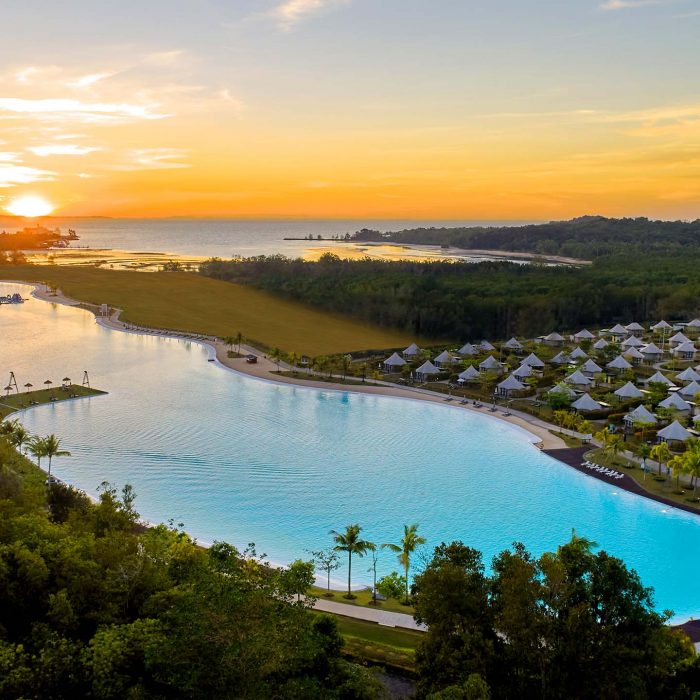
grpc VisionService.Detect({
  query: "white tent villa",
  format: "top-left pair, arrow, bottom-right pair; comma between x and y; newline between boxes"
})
479,355 -> 503,373
569,346 -> 588,361
571,393 -> 603,412
673,340 -> 697,360
543,332 -> 564,346
522,352 -> 545,369
457,366 -> 479,383
414,360 -> 440,382
513,363 -> 533,380
657,420 -> 691,444
659,392 -> 692,413
503,337 -> 523,352
640,343 -> 663,362
687,319 -> 700,335
614,382 -> 643,400
608,323 -> 628,338
646,371 -> 675,387
669,331 -> 690,348
383,352 -> 407,372
565,369 -> 593,388
574,329 -> 595,342
679,380 -> 700,400
581,359 -> 602,376
621,335 -> 644,349
550,351 -> 569,366
676,367 -> 700,384
624,404 -> 657,429
548,382 -> 576,399
457,342 -> 478,356
623,347 -> 644,365
652,320 -> 672,331
403,343 -> 421,358
625,322 -> 645,337
607,355 -> 633,371
480,340 -> 496,351
496,374 -> 526,397
433,350 -> 457,368
593,338 -> 609,351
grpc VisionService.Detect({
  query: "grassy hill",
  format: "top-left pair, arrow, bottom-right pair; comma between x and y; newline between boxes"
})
0,265 -> 424,355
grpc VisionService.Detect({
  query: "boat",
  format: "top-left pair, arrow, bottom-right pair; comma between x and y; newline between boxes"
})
0,293 -> 24,304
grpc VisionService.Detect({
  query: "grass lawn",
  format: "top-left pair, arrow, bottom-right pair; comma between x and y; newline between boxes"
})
0,385 -> 106,420
586,448 -> 700,513
313,612 -> 420,673
0,265 -> 423,356
310,586 -> 415,615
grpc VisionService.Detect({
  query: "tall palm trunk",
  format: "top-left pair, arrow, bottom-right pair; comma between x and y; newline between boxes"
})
347,552 -> 352,596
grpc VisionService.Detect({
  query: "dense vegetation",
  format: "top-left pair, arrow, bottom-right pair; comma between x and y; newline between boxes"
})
413,538 -> 699,699
200,252 -> 700,341
0,435 -> 383,699
353,216 -> 700,260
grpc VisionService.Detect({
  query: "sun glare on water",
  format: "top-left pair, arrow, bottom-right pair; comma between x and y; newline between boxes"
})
5,195 -> 55,218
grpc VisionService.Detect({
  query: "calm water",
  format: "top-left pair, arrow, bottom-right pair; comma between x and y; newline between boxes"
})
0,217 -> 537,259
2,282 -> 699,620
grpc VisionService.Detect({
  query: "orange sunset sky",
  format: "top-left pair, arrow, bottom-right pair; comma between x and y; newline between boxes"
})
1,0 -> 700,220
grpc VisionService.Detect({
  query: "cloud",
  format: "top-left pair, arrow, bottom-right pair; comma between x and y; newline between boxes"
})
115,148 -> 189,170
0,164 -> 56,188
0,152 -> 21,162
28,144 -> 101,157
600,0 -> 671,9
270,0 -> 348,29
0,97 -> 170,123
143,50 -> 185,67
66,72 -> 115,88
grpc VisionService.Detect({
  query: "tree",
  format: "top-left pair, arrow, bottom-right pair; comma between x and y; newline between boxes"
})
330,524 -> 371,599
280,559 -> 315,603
594,428 -> 622,465
377,571 -> 405,600
28,435 -> 47,470
42,434 -> 71,480
8,423 -> 31,454
365,542 -> 380,604
235,330 -> 243,353
310,547 -> 340,596
223,335 -> 235,352
651,441 -> 671,476
383,523 -> 426,604
639,443 -> 651,471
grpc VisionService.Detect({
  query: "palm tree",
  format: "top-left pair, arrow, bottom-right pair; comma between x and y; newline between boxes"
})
8,423 -> 30,454
638,443 -> 651,473
366,542 -> 379,605
223,336 -> 236,353
28,436 -> 47,470
651,441 -> 671,476
330,524 -> 371,599
235,331 -> 243,354
668,455 -> 685,490
42,434 -> 71,480
682,439 -> 700,492
382,523 -> 426,604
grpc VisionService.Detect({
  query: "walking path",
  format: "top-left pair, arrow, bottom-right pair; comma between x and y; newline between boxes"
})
313,598 -> 425,631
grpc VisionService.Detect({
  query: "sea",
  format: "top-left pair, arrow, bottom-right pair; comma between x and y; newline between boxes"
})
0,217 -> 537,259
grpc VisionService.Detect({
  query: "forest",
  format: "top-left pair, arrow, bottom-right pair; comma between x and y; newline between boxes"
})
199,252 -> 700,342
352,216 -> 700,260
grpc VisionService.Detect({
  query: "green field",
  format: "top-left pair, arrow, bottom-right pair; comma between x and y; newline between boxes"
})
0,265 -> 421,356
310,586 -> 415,615
0,385 -> 106,420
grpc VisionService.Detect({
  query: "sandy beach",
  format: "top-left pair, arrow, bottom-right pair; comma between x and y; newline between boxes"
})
23,280 -> 565,450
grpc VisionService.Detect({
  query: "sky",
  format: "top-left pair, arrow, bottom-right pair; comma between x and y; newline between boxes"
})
1,0 -> 699,219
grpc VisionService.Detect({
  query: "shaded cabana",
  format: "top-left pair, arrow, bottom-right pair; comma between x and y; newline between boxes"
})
496,374 -> 526,397
669,331 -> 690,348
383,352 -> 407,372
521,352 -> 545,369
608,323 -> 628,339
542,332 -> 564,347
503,337 -> 524,353
623,347 -> 644,366
457,342 -> 478,356
646,371 -> 675,388
679,380 -> 700,400
549,351 -> 569,366
433,350 -> 457,368
593,338 -> 609,351
480,340 -> 495,352
625,322 -> 645,337
640,343 -> 663,363
581,358 -> 602,376
621,335 -> 644,349
565,369 -> 593,389
574,329 -> 595,342
624,404 -> 657,429
673,340 -> 697,360
548,382 -> 576,399
606,355 -> 633,372
569,346 -> 588,361
659,392 -> 692,413
403,343 -> 421,358
652,319 -> 672,332
479,355 -> 503,374
414,360 -> 440,382
675,367 -> 700,384
513,363 -> 533,381
457,366 -> 479,383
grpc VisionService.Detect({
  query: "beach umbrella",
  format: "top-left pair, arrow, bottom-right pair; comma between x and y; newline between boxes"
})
4,385 -> 11,397
62,376 -> 71,388
24,382 -> 33,392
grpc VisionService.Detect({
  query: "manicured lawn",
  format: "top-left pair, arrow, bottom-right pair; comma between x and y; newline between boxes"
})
310,586 -> 415,615
0,265 -> 423,356
0,385 -> 106,420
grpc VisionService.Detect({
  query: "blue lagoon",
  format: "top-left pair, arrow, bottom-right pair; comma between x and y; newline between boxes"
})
2,282 -> 699,620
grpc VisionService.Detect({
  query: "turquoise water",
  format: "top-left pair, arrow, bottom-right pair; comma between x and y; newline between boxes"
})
2,282 -> 699,620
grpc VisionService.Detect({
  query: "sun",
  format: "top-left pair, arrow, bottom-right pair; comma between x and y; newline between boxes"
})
5,195 -> 55,218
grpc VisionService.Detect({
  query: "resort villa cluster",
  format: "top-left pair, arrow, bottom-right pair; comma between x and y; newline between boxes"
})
378,319 -> 700,449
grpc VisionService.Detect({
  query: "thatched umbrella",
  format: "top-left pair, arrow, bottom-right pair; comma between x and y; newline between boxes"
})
24,382 -> 32,392
62,376 -> 71,389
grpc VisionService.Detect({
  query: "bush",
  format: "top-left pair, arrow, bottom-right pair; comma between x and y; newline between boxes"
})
377,571 -> 405,600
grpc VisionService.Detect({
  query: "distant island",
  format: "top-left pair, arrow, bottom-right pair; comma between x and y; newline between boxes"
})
0,225 -> 79,251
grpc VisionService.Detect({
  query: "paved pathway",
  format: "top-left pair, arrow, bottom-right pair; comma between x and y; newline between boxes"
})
313,598 -> 425,631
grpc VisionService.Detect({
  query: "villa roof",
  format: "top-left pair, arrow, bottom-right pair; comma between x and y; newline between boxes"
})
625,322 -> 645,331
480,340 -> 495,351
614,381 -> 643,399
607,355 -> 633,370
434,350 -> 454,363
659,392 -> 692,411
657,420 -> 691,442
497,375 -> 526,391
415,360 -> 439,375
544,332 -> 564,341
593,339 -> 609,350
688,319 -> 700,329
581,359 -> 602,373
676,367 -> 700,383
670,331 -> 690,344
479,355 -> 501,370
458,366 -> 479,381
641,342 -> 663,355
384,352 -> 407,366
574,329 -> 595,339
647,371 -> 674,386
513,363 -> 533,378
673,340 -> 697,354
522,352 -> 544,368
550,351 -> 569,364
403,343 -> 421,355
571,393 -> 603,412
621,335 -> 644,348
609,323 -> 627,335
503,337 -> 523,350
679,380 -> 700,399
569,346 -> 588,360
548,382 -> 576,398
652,320 -> 672,330
458,342 -> 478,356
565,369 -> 593,386
626,404 -> 657,425
623,347 -> 644,359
